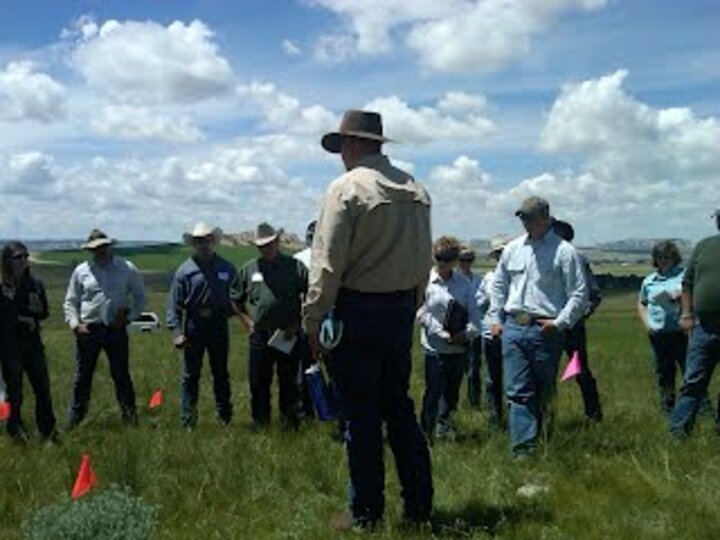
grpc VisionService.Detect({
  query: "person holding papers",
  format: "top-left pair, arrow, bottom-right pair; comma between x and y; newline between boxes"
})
167,223 -> 239,430
418,236 -> 480,441
236,222 -> 308,429
637,240 -> 690,417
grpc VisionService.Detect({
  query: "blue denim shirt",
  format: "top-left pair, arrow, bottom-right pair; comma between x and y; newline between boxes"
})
639,266 -> 684,332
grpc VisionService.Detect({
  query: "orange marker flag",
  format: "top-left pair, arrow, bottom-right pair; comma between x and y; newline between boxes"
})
561,351 -> 582,382
148,389 -> 163,409
71,454 -> 98,500
0,401 -> 10,421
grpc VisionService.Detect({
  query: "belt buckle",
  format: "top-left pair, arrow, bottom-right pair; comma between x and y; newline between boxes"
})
515,312 -> 532,326
198,308 -> 213,318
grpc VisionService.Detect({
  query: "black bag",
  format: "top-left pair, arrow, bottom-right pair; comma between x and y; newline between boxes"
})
444,299 -> 469,335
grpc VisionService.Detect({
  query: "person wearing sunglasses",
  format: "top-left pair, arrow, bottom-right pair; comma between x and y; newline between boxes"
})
418,236 -> 480,441
0,242 -> 57,443
487,196 -> 589,458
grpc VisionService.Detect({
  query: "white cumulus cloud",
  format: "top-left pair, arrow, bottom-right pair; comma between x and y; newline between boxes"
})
93,105 -> 204,143
0,61 -> 66,122
71,18 -> 235,103
364,93 -> 494,144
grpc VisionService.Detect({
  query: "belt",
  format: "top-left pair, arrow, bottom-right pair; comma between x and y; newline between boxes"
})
508,312 -> 544,326
337,287 -> 414,301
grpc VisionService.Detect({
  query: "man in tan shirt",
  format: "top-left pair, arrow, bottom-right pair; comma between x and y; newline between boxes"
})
304,110 -> 433,530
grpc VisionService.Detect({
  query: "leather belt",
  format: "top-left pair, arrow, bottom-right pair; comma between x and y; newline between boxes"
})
509,312 -> 541,326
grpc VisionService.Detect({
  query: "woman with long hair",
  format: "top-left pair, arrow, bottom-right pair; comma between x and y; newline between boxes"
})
1,241 -> 57,443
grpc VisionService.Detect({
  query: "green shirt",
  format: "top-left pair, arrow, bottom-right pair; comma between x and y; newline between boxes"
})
237,254 -> 308,331
683,235 -> 720,319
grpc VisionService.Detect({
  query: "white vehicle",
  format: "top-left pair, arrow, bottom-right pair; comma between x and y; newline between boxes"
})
129,312 -> 161,333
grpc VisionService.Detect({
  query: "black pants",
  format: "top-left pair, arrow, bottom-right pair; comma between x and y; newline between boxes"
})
2,332 -> 56,436
564,322 -> 602,420
248,329 -> 300,425
68,325 -> 136,423
181,316 -> 232,426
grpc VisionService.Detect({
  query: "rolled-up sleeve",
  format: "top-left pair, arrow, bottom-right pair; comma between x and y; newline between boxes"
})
488,257 -> 509,326
167,269 -> 185,336
127,263 -> 147,321
63,267 -> 82,329
303,185 -> 352,336
465,281 -> 480,340
416,285 -> 445,339
553,249 -> 589,330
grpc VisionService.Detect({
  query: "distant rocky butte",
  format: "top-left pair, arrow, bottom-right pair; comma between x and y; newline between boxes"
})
594,238 -> 694,253
220,231 -> 305,250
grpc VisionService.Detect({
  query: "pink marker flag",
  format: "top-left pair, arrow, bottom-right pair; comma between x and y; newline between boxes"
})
0,401 -> 10,421
148,389 -> 163,409
561,351 -> 582,382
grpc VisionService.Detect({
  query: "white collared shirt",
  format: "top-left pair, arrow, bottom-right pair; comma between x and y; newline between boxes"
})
488,230 -> 588,330
417,268 -> 480,354
63,256 -> 147,328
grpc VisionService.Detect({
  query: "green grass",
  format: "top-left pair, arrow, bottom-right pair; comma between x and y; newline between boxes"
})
37,244 -> 260,273
2,267 -> 720,538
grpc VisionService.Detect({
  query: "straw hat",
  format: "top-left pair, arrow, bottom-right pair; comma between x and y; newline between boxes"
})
183,222 -> 223,244
253,222 -> 283,247
490,235 -> 510,254
81,229 -> 115,250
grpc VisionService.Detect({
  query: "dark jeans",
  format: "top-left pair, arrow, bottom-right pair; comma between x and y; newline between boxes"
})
466,338 -> 482,408
181,316 -> 232,426
648,330 -> 689,415
422,351 -> 466,436
2,333 -> 56,436
68,325 -> 136,423
564,322 -> 602,420
503,319 -> 564,456
333,289 -> 432,526
484,335 -> 504,424
248,329 -> 300,425
670,321 -> 720,436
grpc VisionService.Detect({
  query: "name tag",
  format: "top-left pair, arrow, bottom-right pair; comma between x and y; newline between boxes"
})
251,272 -> 264,283
217,271 -> 230,282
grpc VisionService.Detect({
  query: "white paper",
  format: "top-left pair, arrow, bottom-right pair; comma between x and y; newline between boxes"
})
267,329 -> 297,355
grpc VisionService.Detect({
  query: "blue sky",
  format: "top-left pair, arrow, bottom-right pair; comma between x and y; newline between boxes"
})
0,0 -> 718,244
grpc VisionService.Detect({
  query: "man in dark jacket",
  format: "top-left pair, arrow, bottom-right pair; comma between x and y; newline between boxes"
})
167,223 -> 239,430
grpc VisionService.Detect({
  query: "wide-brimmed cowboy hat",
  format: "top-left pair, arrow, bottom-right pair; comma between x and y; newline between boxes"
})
82,229 -> 115,250
253,222 -> 283,247
490,235 -> 510,254
183,222 -> 223,244
321,110 -> 393,154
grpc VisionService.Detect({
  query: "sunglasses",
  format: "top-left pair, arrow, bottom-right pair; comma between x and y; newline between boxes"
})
434,254 -> 457,263
12,253 -> 29,261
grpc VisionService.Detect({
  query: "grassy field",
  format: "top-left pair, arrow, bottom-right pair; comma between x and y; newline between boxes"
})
2,255 -> 720,539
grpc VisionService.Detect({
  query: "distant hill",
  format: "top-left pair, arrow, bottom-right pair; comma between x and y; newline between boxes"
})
594,238 -> 693,253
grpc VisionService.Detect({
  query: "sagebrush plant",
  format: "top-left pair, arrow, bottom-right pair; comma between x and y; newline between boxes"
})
21,485 -> 157,540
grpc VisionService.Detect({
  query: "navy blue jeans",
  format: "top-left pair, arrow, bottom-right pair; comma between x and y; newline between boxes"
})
670,321 -> 720,436
564,322 -> 602,420
248,329 -> 300,426
333,289 -> 433,526
484,335 -> 504,424
69,325 -> 136,423
648,330 -> 687,416
502,319 -> 563,455
466,338 -> 482,408
181,316 -> 232,426
422,351 -> 466,436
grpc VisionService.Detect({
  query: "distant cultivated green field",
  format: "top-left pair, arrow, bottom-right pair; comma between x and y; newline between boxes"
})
2,259 -> 719,539
37,244 -> 260,273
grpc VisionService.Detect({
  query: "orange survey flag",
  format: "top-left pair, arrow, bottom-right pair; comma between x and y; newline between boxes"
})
148,389 -> 163,409
71,454 -> 98,500
0,401 -> 10,421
